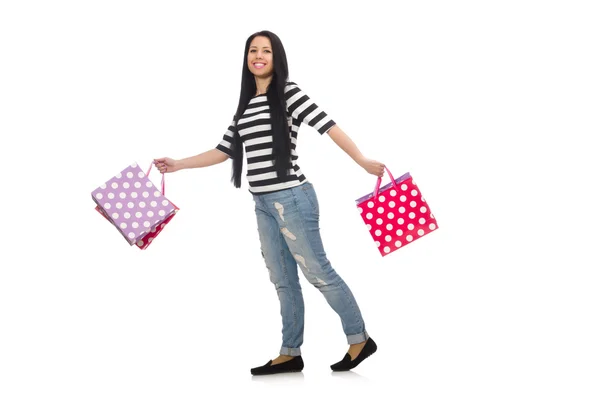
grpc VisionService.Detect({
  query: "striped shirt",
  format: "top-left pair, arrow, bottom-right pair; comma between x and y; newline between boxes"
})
216,81 -> 336,194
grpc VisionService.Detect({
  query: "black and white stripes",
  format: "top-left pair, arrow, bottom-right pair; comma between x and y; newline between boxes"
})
216,82 -> 335,193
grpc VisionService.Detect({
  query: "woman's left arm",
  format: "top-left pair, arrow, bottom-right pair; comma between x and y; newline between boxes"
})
327,124 -> 385,178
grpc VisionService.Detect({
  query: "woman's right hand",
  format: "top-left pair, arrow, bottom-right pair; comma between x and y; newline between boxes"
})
153,157 -> 180,173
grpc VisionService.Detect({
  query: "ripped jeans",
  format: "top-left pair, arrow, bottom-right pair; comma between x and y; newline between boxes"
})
252,181 -> 369,357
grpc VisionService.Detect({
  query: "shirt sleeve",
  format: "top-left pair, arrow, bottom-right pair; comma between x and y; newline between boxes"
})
215,116 -> 236,159
284,82 -> 336,135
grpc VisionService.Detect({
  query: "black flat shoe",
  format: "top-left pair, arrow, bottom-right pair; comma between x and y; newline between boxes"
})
330,337 -> 377,371
251,355 -> 304,375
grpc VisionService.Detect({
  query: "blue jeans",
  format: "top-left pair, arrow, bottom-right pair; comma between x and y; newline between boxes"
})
252,182 -> 369,356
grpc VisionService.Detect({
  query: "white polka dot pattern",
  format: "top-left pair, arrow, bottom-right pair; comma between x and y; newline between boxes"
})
356,174 -> 438,256
92,162 -> 179,248
133,210 -> 177,250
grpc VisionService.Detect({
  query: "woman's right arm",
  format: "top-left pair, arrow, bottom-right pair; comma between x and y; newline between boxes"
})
154,148 -> 229,173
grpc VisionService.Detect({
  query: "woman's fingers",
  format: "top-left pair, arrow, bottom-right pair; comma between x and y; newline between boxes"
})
153,160 -> 166,173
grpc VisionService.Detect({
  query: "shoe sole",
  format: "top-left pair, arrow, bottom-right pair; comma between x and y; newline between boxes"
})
252,368 -> 303,376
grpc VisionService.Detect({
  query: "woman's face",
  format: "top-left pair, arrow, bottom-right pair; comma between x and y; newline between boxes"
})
247,36 -> 274,78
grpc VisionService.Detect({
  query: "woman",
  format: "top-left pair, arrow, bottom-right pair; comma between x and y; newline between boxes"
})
154,30 -> 383,375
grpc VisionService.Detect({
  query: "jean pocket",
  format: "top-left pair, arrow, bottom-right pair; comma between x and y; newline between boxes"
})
301,183 -> 319,214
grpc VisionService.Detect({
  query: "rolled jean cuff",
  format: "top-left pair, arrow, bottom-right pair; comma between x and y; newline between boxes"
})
346,330 -> 369,345
280,346 -> 302,356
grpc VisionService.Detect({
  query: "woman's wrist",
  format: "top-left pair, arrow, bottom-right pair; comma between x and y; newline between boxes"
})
356,155 -> 368,168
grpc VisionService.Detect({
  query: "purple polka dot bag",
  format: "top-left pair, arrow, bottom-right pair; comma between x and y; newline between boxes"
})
91,162 -> 179,249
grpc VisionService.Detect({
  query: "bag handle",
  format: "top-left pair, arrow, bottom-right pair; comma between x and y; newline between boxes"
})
146,163 -> 166,195
373,166 -> 399,199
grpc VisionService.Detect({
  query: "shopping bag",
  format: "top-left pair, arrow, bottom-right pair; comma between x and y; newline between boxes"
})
355,167 -> 438,256
91,162 -> 179,249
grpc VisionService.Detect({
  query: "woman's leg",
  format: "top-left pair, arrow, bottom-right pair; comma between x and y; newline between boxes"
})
254,195 -> 305,357
258,183 -> 369,345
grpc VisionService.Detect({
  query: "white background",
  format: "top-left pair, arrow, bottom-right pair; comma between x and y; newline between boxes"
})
1,0 -> 599,396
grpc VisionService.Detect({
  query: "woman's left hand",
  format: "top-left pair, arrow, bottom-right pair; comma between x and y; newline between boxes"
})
359,157 -> 385,178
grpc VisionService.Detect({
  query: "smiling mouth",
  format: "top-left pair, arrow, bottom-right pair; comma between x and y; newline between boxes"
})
253,63 -> 266,69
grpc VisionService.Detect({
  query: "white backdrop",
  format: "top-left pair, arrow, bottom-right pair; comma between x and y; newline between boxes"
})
1,0 -> 599,396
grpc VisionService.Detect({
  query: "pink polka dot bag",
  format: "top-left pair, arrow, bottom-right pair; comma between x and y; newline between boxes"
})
355,167 -> 438,257
91,162 -> 179,250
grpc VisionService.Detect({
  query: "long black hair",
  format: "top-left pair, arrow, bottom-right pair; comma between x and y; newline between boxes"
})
230,30 -> 290,188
